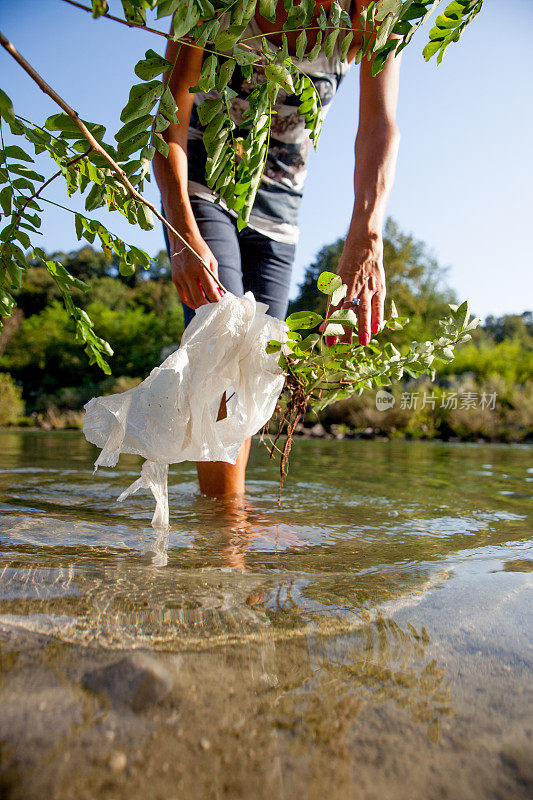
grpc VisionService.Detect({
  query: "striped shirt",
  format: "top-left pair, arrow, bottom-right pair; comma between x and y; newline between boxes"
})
187,2 -> 353,244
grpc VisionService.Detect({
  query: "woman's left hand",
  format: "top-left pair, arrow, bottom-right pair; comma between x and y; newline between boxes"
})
322,235 -> 386,347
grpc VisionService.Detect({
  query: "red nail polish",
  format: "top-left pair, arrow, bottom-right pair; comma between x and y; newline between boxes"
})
359,332 -> 370,346
371,322 -> 380,334
218,287 -> 224,296
325,336 -> 338,347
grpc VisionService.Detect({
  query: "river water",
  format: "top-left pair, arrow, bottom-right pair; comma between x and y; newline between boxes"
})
0,430 -> 531,799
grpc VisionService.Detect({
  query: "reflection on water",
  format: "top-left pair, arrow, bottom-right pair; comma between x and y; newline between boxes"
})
0,431 -> 532,799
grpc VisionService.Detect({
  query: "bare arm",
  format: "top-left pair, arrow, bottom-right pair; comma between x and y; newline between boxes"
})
153,40 -> 221,308
331,14 -> 401,346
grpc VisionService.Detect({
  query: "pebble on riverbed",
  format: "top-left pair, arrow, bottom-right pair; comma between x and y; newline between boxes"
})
109,751 -> 127,773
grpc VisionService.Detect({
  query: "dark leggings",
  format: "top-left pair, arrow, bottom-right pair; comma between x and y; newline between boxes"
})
162,196 -> 296,328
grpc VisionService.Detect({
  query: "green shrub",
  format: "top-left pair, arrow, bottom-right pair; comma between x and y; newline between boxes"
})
0,373 -> 24,426
321,375 -> 533,443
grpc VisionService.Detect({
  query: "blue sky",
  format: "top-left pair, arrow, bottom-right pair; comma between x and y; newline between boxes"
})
1,0 -> 532,319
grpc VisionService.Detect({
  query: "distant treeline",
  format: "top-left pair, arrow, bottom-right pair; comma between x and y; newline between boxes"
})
0,219 -> 531,441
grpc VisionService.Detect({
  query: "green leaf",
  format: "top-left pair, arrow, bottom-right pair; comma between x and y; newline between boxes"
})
44,113 -> 106,141
295,30 -> 307,60
120,81 -> 164,123
134,49 -> 172,81
383,342 -> 401,359
264,63 -> 295,94
194,18 -> 220,47
328,342 -> 352,355
4,145 -> 34,162
266,339 -> 281,353
190,54 -> 217,93
286,310 -> 323,330
155,114 -> 170,133
137,203 -> 154,230
259,0 -> 276,23
74,213 -> 84,240
8,164 -> 45,182
317,271 -> 342,294
423,40 -> 442,60
440,346 -> 455,362
327,308 -> 359,327
298,333 -> 320,351
152,132 -> 169,158
324,28 -> 340,59
306,30 -> 323,61
232,47 -> 261,66
300,0 -> 316,26
454,298 -> 471,330
435,13 -> 460,29
159,85 -> 178,123
340,31 -> 353,61
115,114 -> 153,142
0,89 -> 15,124
85,183 -> 105,211
375,0 -> 402,22
117,130 -> 150,159
331,282 -> 347,307
0,186 -> 12,215
215,25 -> 246,51
197,97 -> 224,126
13,228 -> 31,248
215,59 -> 236,93
119,259 -> 136,276
371,40 -> 397,76
11,177 -> 35,192
156,0 -> 180,18
172,0 -> 200,39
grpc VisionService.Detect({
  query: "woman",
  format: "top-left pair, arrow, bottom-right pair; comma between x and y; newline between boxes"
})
154,0 -> 401,496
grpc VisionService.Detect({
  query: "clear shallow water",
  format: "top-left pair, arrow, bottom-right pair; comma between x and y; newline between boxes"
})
0,431 -> 532,799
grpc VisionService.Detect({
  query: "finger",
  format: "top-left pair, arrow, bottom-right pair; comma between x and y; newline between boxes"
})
371,291 -> 385,335
197,278 -> 208,303
178,286 -> 190,306
357,293 -> 372,346
183,272 -> 208,309
172,274 -> 190,307
340,324 -> 353,345
199,261 -> 222,303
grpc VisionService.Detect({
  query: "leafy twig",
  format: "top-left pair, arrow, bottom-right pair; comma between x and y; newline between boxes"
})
0,29 -> 226,292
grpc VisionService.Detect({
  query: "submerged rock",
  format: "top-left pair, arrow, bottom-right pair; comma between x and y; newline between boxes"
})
82,654 -> 174,713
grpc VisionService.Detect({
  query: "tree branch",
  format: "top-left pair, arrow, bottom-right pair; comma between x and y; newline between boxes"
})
60,0 -> 263,58
61,0 -> 168,39
0,29 -> 225,291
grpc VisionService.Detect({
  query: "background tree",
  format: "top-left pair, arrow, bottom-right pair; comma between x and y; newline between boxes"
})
0,0 -> 486,371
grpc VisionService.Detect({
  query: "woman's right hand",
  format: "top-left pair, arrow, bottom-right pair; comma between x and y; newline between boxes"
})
169,230 -> 222,309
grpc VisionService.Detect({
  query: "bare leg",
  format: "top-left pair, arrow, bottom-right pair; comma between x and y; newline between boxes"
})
196,392 -> 251,496
197,438 -> 251,496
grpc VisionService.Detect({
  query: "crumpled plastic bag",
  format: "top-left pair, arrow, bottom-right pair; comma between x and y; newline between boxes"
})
83,291 -> 287,529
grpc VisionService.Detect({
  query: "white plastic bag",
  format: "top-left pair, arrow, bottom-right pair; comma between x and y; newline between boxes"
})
83,291 -> 287,528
